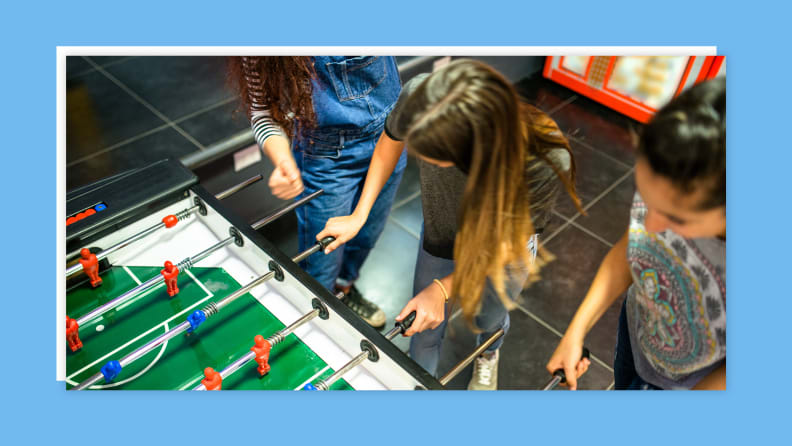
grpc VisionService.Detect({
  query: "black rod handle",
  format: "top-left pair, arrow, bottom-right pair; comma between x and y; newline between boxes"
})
395,311 -> 417,334
552,347 -> 590,384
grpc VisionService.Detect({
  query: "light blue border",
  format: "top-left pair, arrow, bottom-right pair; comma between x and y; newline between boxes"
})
2,0 -> 789,443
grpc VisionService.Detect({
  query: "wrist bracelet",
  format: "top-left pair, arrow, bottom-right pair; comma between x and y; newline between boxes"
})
433,279 -> 449,303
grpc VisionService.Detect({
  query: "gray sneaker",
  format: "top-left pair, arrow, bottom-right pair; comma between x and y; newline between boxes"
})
468,350 -> 499,390
339,285 -> 386,329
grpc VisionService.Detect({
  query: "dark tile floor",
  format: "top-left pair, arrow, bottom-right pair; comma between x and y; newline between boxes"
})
66,56 -> 246,190
66,59 -> 642,391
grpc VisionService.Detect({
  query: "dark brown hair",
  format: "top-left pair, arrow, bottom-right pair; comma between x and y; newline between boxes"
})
637,77 -> 726,210
227,56 -> 317,141
397,59 -> 582,323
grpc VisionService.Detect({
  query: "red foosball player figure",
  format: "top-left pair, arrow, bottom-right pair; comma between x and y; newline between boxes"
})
161,261 -> 180,297
79,248 -> 102,288
66,316 -> 82,352
201,367 -> 222,390
251,335 -> 272,376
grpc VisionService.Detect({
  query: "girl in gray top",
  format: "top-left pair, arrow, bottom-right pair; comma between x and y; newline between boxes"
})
318,59 -> 583,389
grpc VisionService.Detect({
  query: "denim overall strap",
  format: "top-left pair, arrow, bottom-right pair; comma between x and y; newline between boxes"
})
304,56 -> 401,139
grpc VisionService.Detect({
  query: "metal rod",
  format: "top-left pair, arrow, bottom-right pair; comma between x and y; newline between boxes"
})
251,189 -> 324,230
291,242 -> 323,264
74,240 -> 330,391
68,172 -> 259,278
213,271 -> 274,313
267,309 -> 320,346
214,174 -> 263,200
76,274 -> 163,326
383,326 -> 401,341
74,372 -> 104,391
121,321 -> 192,367
316,351 -> 369,391
542,375 -> 563,391
185,236 -> 236,267
72,321 -> 192,391
74,235 -> 236,327
65,205 -> 200,277
218,352 -> 256,381
439,329 -> 504,386
194,308 -> 322,391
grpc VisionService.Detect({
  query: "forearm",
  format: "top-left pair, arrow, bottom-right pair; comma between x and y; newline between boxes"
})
692,363 -> 726,390
565,231 -> 633,340
352,132 -> 405,221
250,112 -> 292,167
261,134 -> 294,167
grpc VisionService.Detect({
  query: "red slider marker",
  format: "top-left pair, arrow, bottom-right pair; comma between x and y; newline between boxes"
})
162,215 -> 178,228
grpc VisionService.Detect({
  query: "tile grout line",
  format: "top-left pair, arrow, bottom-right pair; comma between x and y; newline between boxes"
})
514,303 -> 614,373
538,218 -> 572,246
83,57 -> 206,152
69,56 -> 139,79
515,303 -> 564,337
66,94 -> 237,168
387,216 -> 420,240
567,219 -> 614,248
391,190 -> 421,210
564,168 -> 635,227
542,169 -> 635,246
66,124 -> 171,167
568,134 -> 634,170
546,94 -> 578,116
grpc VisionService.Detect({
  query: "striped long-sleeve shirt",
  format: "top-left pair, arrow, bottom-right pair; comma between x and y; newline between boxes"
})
250,107 -> 287,149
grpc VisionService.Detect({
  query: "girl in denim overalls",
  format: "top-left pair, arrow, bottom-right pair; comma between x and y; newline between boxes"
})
230,56 -> 406,328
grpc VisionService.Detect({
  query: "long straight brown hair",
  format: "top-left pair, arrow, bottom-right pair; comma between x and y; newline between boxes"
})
401,60 -> 582,324
227,56 -> 317,141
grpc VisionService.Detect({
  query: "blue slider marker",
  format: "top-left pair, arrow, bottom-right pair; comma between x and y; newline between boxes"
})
101,360 -> 122,383
95,203 -> 107,212
303,383 -> 318,391
186,310 -> 207,333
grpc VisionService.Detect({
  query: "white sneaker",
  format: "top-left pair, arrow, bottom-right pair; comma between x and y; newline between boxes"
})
468,350 -> 499,390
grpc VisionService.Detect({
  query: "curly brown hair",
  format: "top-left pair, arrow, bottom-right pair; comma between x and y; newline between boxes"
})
227,56 -> 317,141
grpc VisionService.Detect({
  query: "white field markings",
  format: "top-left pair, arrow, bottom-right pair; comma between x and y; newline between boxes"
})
185,269 -> 212,296
79,266 -> 168,320
67,267 -> 215,382
66,322 -> 171,389
123,266 -> 142,285
295,365 -> 331,391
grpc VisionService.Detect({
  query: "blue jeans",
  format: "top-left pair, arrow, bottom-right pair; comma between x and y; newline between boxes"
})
408,229 -> 528,377
295,136 -> 406,290
614,299 -> 661,390
292,56 -> 405,291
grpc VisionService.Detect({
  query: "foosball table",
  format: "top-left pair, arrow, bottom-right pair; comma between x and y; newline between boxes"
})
62,159 -> 444,391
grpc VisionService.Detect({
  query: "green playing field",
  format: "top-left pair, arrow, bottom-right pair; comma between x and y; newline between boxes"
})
66,265 -> 352,390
